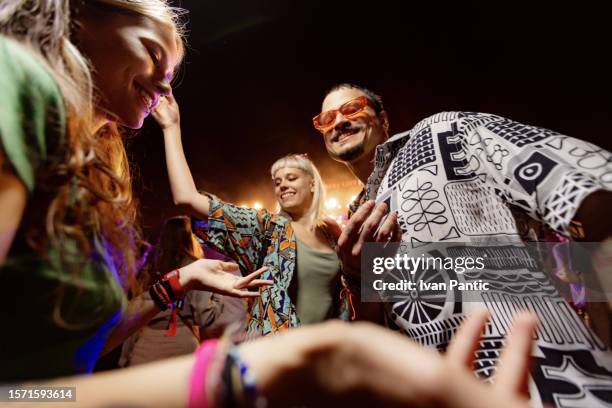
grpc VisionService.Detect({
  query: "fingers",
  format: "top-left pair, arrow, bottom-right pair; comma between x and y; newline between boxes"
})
232,289 -> 263,298
358,202 -> 389,246
446,309 -> 490,370
350,202 -> 389,260
153,94 -> 169,109
374,212 -> 398,242
248,279 -> 274,287
392,217 -> 402,242
241,266 -> 269,281
338,200 -> 375,253
236,267 -> 272,289
495,312 -> 538,398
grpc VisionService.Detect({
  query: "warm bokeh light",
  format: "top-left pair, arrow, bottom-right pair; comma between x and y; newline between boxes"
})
322,180 -> 362,229
347,195 -> 357,207
325,197 -> 339,210
253,202 -> 263,210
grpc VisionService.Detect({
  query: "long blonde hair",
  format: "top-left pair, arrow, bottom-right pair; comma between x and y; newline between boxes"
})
270,154 -> 327,228
0,0 -> 186,323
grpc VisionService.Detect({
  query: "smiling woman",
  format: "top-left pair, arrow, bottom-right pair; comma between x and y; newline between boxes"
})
73,0 -> 183,128
0,0 -> 273,383
158,95 -> 354,335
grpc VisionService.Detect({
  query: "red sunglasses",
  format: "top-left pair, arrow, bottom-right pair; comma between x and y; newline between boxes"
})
313,96 -> 373,133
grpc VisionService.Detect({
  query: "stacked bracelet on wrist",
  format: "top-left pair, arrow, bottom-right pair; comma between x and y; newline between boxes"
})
218,347 -> 263,408
149,269 -> 184,311
189,334 -> 266,408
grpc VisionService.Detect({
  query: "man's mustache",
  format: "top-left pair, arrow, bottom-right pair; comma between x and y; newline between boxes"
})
332,125 -> 363,141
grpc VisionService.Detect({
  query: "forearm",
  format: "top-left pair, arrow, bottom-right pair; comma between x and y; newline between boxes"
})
102,268 -> 202,353
162,124 -> 210,217
35,355 -> 193,408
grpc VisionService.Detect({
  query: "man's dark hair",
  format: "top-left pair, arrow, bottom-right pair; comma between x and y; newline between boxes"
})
326,83 -> 384,114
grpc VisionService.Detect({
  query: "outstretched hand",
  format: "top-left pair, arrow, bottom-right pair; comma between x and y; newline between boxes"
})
238,311 -> 537,408
180,259 -> 272,298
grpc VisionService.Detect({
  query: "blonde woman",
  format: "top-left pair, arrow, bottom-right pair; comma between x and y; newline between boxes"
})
156,95 -> 353,336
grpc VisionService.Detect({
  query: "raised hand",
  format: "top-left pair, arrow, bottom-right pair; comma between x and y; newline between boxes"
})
152,93 -> 180,130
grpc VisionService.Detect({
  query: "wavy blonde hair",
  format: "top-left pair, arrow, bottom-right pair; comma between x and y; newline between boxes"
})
270,154 -> 327,228
0,0 -> 186,325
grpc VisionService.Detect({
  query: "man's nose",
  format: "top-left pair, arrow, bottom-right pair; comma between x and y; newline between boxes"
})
333,112 -> 351,130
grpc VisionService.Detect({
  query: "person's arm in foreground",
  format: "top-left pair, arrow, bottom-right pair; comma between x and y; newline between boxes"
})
155,94 -> 211,218
26,310 -> 536,408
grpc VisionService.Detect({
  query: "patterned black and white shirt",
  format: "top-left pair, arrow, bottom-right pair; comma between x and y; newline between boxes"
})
365,112 -> 612,407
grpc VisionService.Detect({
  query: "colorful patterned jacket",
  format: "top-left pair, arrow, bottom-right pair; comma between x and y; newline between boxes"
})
193,195 -> 351,338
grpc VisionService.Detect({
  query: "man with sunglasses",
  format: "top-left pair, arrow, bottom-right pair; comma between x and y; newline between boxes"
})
313,85 -> 398,324
314,83 -> 612,407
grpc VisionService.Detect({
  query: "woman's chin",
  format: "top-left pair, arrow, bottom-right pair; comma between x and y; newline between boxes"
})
119,113 -> 147,129
280,203 -> 307,217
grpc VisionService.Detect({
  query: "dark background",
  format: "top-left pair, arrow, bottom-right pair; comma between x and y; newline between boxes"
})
127,0 -> 612,238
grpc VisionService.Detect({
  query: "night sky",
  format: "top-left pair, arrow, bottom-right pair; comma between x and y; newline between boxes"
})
126,1 -> 612,238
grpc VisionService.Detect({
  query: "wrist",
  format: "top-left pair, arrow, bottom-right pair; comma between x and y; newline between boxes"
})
238,322 -> 344,405
149,269 -> 188,311
165,269 -> 186,298
178,266 -> 193,292
161,121 -> 181,134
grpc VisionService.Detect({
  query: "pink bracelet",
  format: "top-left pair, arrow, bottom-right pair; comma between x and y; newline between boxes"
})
188,339 -> 219,408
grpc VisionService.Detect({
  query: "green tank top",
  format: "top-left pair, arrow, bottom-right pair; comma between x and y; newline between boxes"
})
295,237 -> 341,324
